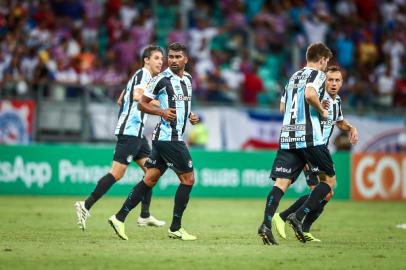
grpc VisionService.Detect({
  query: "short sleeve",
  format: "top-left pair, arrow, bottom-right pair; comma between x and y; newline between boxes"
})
280,87 -> 287,103
337,99 -> 344,121
144,76 -> 165,99
306,71 -> 326,95
134,69 -> 152,91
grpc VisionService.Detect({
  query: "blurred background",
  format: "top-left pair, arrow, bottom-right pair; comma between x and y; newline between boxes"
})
0,0 -> 405,201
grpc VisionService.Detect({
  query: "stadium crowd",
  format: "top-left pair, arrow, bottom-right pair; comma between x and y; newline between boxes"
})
0,0 -> 405,109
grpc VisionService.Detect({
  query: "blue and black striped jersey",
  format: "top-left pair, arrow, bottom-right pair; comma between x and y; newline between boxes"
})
319,93 -> 344,145
279,67 -> 326,149
115,67 -> 152,137
144,68 -> 193,141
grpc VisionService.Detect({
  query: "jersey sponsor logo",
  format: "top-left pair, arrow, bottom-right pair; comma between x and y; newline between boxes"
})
311,167 -> 319,172
146,158 -> 156,165
281,124 -> 306,132
280,135 -> 306,143
292,74 -> 308,80
320,120 -> 335,126
351,153 -> 406,200
171,94 -> 192,101
275,166 -> 292,173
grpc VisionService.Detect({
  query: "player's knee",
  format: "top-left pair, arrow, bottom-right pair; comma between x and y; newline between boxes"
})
144,176 -> 159,187
179,171 -> 195,185
325,175 -> 336,189
184,176 -> 195,186
110,171 -> 123,181
274,178 -> 290,192
325,190 -> 334,201
144,169 -> 161,187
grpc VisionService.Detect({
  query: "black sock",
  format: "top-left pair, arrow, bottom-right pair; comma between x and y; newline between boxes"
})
170,184 -> 193,232
302,200 -> 328,232
140,188 -> 152,218
295,182 -> 331,221
116,180 -> 151,222
263,186 -> 284,228
279,194 -> 309,221
84,173 -> 116,210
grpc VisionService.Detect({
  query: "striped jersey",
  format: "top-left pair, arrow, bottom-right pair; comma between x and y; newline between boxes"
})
144,68 -> 193,141
319,93 -> 344,145
115,67 -> 151,137
280,67 -> 326,149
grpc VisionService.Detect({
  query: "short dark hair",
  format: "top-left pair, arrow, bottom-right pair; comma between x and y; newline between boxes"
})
306,43 -> 333,62
167,42 -> 188,55
326,65 -> 341,73
141,45 -> 163,66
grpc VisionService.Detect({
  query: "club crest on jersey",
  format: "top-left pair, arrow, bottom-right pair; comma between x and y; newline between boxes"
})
126,155 -> 133,163
171,94 -> 192,101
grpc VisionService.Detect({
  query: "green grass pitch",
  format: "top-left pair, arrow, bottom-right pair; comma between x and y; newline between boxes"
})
1,196 -> 406,270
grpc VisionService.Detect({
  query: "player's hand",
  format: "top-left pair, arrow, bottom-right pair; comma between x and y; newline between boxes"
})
162,108 -> 176,122
320,109 -> 328,119
321,99 -> 330,110
189,112 -> 200,125
303,164 -> 310,172
349,127 -> 359,145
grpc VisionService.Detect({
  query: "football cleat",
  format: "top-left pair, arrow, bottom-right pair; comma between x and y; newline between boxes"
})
258,223 -> 278,245
137,215 -> 166,227
108,215 -> 128,240
272,213 -> 287,239
304,232 -> 321,242
168,228 -> 197,241
286,213 -> 306,243
74,201 -> 90,231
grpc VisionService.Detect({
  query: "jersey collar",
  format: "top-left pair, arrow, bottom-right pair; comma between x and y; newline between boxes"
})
166,67 -> 185,80
324,91 -> 338,103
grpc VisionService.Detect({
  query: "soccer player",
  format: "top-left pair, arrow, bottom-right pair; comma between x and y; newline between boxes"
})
74,45 -> 165,230
108,42 -> 200,241
272,65 -> 359,242
258,43 -> 334,245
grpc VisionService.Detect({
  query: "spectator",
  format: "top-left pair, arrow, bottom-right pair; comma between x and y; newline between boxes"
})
241,63 -> 264,106
335,30 -> 355,71
394,71 -> 406,107
188,114 -> 209,149
382,31 -> 405,78
376,64 -> 396,107
357,31 -> 379,69
206,66 -> 233,104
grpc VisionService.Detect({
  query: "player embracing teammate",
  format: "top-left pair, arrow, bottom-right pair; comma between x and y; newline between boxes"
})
258,43 -> 337,245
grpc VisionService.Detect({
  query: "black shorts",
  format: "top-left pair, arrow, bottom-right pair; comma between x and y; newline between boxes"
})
304,170 -> 319,186
145,141 -> 193,174
113,135 -> 151,165
270,145 -> 335,183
